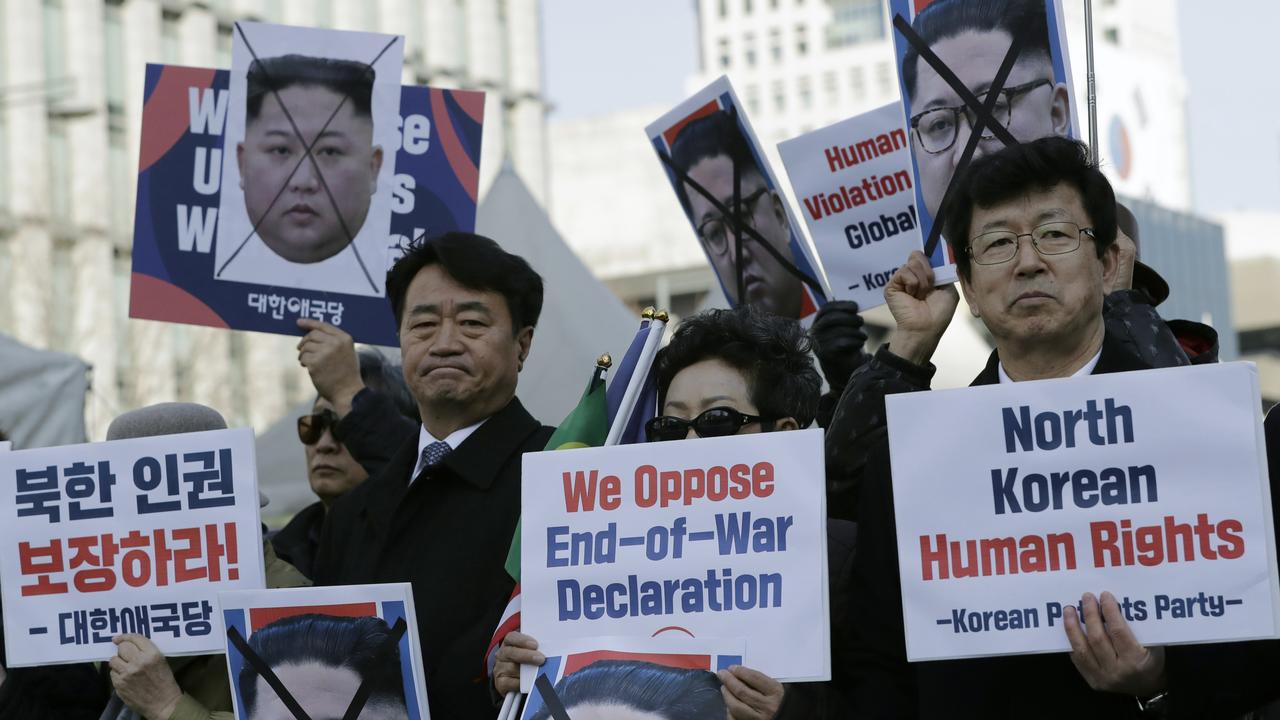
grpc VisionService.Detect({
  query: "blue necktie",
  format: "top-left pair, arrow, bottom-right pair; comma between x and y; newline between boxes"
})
419,440 -> 452,472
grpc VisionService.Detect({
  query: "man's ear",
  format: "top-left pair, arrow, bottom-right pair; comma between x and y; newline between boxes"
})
369,146 -> 384,193
770,190 -> 789,231
1050,83 -> 1071,137
515,326 -> 534,372
957,271 -> 981,318
1099,237 -> 1121,293
774,416 -> 801,432
237,142 -> 246,190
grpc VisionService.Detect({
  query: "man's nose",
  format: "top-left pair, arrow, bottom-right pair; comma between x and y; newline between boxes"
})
315,428 -> 340,452
1011,236 -> 1048,276
429,320 -> 464,354
290,157 -> 321,192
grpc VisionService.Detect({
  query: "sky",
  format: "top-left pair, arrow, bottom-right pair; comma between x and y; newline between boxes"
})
541,0 -> 1280,218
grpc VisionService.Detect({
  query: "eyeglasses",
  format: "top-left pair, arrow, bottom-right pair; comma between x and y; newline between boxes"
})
910,79 -> 1053,154
968,221 -> 1095,266
645,406 -> 773,443
297,409 -> 344,445
696,187 -> 771,256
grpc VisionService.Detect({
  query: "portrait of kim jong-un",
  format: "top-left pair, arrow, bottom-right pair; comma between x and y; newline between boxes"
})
215,22 -> 403,298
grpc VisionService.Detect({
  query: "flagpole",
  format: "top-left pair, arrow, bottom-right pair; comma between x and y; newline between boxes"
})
1083,0 -> 1099,164
605,308 -> 668,447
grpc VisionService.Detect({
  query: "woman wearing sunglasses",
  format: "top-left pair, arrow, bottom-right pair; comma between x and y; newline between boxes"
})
498,306 -> 856,719
272,347 -> 418,580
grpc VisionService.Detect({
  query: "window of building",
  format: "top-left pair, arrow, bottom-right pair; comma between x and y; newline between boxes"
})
823,70 -> 838,106
1104,27 -> 1120,44
719,0 -> 728,18
769,28 -> 782,62
161,11 -> 181,64
770,0 -> 779,9
772,80 -> 786,113
797,76 -> 812,110
108,127 -> 131,236
42,0 -> 65,83
744,32 -> 757,67
849,66 -> 865,99
795,24 -> 808,55
744,0 -> 753,14
104,6 -> 125,113
718,37 -> 732,69
48,120 -> 70,221
825,0 -> 885,48
745,84 -> 760,114
216,24 -> 232,69
875,61 -> 892,97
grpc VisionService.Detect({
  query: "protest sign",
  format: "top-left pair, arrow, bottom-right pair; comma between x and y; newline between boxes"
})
778,102 -> 952,310
887,363 -> 1280,661
220,583 -> 430,720
889,0 -> 1078,259
520,429 -> 830,688
0,428 -> 265,666
519,636 -> 744,720
130,53 -> 484,344
646,76 -> 829,322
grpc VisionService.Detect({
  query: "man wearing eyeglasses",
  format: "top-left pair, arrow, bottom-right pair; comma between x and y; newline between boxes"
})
826,137 -> 1272,717
496,306 -> 856,718
670,110 -> 814,320
902,0 -> 1071,229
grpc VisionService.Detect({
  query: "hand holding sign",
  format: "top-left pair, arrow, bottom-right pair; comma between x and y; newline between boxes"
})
296,318 -> 364,416
1064,592 -> 1166,697
108,634 -> 184,720
885,250 -> 959,365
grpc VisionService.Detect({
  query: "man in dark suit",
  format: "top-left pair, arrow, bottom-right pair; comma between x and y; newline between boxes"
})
826,137 -> 1280,717
313,232 -> 554,718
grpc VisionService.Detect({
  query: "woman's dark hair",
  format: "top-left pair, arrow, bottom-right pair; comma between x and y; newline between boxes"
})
944,136 -> 1116,281
529,660 -> 725,720
655,306 -> 821,429
355,348 -> 418,421
385,232 -> 544,333
238,614 -> 406,715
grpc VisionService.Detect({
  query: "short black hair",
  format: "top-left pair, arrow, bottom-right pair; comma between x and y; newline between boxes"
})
385,232 -> 544,332
902,0 -> 1053,103
238,614 -> 406,715
355,349 -> 419,421
655,306 -> 821,429
943,136 -> 1117,281
529,660 -> 725,720
246,54 -> 375,123
668,110 -> 766,219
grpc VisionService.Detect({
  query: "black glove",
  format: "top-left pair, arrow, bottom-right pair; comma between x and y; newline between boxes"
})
810,300 -> 870,391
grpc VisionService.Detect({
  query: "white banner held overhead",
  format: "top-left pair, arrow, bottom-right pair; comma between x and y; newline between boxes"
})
887,363 -> 1280,661
778,102 -> 953,309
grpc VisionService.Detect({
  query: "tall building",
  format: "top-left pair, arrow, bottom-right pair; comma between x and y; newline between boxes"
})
0,0 -> 548,440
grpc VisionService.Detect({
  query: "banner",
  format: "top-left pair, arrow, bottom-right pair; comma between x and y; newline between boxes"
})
646,76 -> 829,322
887,364 -> 1280,661
0,428 -> 265,666
778,102 -> 950,310
889,0 -> 1078,256
520,429 -> 830,688
519,636 -> 744,720
220,584 -> 430,720
130,54 -> 484,345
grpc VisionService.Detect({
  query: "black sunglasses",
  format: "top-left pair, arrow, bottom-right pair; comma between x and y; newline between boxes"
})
297,409 -> 344,445
645,406 -> 773,443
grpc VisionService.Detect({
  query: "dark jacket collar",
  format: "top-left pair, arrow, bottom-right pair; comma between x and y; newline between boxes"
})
971,330 -> 1152,387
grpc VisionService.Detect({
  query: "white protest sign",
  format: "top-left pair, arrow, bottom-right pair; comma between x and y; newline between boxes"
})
778,103 -> 954,309
521,429 -> 829,689
0,428 -> 266,665
887,363 -> 1280,661
219,583 -> 430,720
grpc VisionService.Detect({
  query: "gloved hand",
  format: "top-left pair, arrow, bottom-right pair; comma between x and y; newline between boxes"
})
810,300 -> 870,391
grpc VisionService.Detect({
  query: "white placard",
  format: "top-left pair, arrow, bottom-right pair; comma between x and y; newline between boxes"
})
0,428 -> 266,666
521,429 -> 830,689
778,102 -> 954,309
887,363 -> 1280,661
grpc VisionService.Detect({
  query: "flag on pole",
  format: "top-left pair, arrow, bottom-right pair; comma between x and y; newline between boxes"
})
486,359 -> 609,677
605,315 -> 664,446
